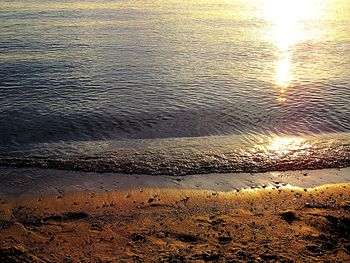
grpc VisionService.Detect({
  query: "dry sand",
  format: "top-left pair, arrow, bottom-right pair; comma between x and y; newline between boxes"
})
0,182 -> 349,262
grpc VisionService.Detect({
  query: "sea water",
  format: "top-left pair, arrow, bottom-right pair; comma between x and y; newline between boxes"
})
0,0 -> 349,176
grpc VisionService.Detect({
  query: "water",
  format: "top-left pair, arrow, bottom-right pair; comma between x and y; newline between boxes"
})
0,0 -> 349,175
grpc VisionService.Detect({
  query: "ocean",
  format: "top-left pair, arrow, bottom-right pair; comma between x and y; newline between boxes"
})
1,0 -> 349,176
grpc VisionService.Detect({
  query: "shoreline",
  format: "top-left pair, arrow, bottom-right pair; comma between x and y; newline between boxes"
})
0,167 -> 349,198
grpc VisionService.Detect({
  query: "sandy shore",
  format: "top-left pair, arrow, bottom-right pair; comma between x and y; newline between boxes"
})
0,181 -> 349,262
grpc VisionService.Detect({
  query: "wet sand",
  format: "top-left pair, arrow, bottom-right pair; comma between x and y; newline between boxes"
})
1,167 -> 350,197
0,182 -> 349,262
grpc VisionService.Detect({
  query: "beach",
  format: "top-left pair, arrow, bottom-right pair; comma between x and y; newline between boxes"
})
1,170 -> 349,262
1,0 -> 350,261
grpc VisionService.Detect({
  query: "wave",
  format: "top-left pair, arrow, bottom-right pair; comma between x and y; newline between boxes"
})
0,133 -> 349,175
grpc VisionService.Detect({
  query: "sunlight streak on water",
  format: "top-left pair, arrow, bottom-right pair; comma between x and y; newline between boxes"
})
263,0 -> 322,49
261,0 -> 325,102
255,136 -> 309,156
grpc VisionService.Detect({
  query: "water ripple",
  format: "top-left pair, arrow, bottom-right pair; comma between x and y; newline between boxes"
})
0,0 -> 349,174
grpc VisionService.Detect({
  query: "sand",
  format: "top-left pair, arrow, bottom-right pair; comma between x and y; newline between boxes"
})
0,182 -> 349,262
1,167 -> 350,197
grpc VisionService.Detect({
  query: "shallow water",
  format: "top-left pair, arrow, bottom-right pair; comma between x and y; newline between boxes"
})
0,0 -> 349,175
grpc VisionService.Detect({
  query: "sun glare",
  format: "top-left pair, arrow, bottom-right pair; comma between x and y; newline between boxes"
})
267,137 -> 305,152
261,0 -> 322,102
263,0 -> 319,49
256,136 -> 309,155
275,52 -> 291,88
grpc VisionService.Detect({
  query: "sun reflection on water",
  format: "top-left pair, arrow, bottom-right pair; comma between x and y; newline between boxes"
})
262,0 -> 323,102
256,136 -> 309,155
275,52 -> 291,89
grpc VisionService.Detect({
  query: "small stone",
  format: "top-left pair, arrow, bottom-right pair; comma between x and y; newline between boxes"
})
218,236 -> 232,244
131,233 -> 145,242
280,211 -> 298,223
306,245 -> 320,252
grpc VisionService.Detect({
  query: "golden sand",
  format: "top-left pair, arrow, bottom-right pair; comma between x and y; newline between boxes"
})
0,183 -> 349,262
